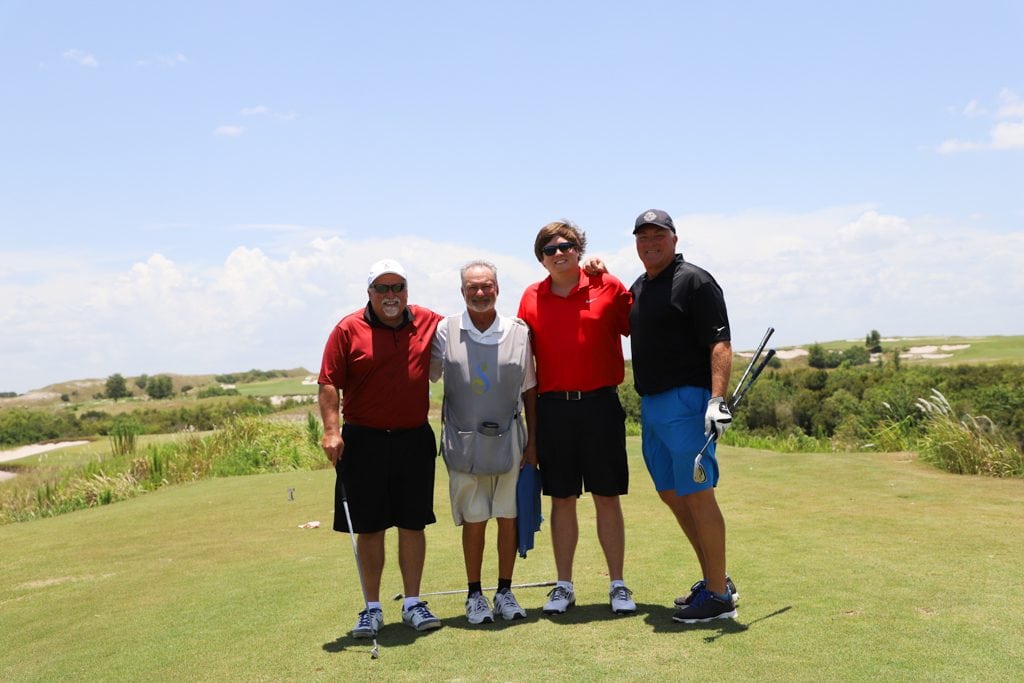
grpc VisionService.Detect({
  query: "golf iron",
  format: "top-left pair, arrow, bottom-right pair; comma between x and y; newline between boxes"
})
340,482 -> 379,660
391,580 -> 557,601
693,326 -> 776,482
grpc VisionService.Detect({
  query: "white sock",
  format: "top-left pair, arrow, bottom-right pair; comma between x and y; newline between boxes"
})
610,579 -> 625,590
367,601 -> 382,611
556,580 -> 573,591
403,596 -> 421,610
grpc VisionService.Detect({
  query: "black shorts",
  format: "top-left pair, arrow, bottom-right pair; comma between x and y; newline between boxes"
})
536,388 -> 628,498
334,422 -> 437,533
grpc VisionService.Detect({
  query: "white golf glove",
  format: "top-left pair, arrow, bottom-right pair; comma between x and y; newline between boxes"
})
704,397 -> 732,439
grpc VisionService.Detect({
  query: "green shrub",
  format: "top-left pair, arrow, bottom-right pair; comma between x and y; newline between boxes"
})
109,417 -> 141,457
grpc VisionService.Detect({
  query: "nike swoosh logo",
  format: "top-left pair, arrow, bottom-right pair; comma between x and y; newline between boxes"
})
715,326 -> 726,333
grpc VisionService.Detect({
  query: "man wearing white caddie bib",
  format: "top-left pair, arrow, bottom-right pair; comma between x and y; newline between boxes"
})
430,260 -> 538,625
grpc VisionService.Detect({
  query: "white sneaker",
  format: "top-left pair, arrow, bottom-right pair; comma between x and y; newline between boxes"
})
402,601 -> 442,631
493,590 -> 527,620
542,585 -> 575,615
352,608 -> 383,638
609,585 -> 636,615
465,593 -> 494,625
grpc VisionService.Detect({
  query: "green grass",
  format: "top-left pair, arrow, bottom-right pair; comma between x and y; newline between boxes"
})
1,441 -> 1022,681
808,335 -> 1024,365
234,377 -> 318,397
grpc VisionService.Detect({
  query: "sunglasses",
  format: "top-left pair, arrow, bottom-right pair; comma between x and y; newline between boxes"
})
542,242 -> 576,257
370,282 -> 406,294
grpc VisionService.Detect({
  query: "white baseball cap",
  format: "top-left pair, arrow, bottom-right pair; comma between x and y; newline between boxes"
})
367,259 -> 407,286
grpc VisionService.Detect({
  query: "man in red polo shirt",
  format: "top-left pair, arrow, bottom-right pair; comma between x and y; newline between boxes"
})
318,259 -> 444,637
517,220 -> 637,616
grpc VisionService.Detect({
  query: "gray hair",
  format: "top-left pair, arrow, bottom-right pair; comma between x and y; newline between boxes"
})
459,260 -> 498,285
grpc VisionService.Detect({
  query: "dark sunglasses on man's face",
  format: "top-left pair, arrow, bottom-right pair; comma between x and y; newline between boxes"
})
370,282 -> 406,294
542,242 -> 576,257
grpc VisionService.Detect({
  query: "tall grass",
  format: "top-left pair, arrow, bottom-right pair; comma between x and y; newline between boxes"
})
109,417 -> 141,457
914,389 -> 1024,477
305,411 -> 323,447
0,417 -> 329,524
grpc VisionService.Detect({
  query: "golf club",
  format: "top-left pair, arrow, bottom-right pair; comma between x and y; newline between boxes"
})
391,580 -> 557,601
340,482 -> 378,660
693,327 -> 776,482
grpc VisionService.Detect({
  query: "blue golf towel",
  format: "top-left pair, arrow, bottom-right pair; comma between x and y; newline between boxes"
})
516,465 -> 543,558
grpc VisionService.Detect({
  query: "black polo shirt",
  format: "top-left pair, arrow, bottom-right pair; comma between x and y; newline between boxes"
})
628,254 -> 730,395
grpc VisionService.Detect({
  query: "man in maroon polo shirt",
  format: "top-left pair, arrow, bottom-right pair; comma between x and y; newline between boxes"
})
517,219 -> 637,616
318,259 -> 444,637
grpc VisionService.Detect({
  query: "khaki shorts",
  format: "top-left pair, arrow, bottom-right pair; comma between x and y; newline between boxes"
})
448,425 -> 523,525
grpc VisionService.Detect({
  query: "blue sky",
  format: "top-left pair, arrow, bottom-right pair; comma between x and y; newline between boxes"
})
2,1 -> 1022,393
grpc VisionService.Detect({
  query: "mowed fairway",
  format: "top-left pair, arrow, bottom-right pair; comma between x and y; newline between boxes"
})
1,439 -> 1022,681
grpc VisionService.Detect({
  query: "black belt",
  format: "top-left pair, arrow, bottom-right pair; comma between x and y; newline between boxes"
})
537,386 -> 617,401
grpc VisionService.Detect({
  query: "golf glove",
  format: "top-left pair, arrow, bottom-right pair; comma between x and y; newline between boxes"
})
705,397 -> 732,439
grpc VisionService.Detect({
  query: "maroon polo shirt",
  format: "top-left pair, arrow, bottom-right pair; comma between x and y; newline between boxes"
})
318,303 -> 443,430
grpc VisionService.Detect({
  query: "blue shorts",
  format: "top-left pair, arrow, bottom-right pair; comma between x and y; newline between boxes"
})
640,385 -> 719,495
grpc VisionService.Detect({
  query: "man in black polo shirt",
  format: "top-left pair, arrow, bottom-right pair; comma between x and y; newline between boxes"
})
628,209 -> 738,624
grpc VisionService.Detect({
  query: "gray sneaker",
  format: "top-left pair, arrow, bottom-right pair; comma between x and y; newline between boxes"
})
609,585 -> 636,615
465,593 -> 494,625
352,607 -> 383,638
493,590 -> 527,620
402,601 -> 442,631
542,585 -> 575,615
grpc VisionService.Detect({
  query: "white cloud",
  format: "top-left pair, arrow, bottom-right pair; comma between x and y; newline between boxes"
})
962,99 -> 987,118
939,88 -> 1024,153
991,120 -> 1024,149
239,105 -> 298,121
996,88 -> 1024,118
214,125 -> 244,137
158,53 -> 188,67
937,138 -> 982,154
63,49 -> 98,67
3,210 -> 1023,394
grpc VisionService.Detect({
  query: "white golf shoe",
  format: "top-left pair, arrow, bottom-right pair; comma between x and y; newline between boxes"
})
465,593 -> 495,625
542,585 -> 576,615
609,584 -> 636,615
493,589 -> 527,620
352,607 -> 383,638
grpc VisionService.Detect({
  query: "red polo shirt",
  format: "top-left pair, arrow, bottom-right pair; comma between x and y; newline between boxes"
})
318,304 -> 443,430
517,269 -> 631,393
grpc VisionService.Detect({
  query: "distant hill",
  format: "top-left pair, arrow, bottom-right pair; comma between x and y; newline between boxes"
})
1,368 -> 314,409
774,335 -> 1024,366
3,334 -> 1022,408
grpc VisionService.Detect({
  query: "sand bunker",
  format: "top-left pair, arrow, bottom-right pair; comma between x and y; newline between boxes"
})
0,441 -> 90,464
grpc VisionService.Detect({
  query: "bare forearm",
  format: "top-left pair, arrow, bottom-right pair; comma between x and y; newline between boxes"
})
318,384 -> 341,434
710,341 -> 733,398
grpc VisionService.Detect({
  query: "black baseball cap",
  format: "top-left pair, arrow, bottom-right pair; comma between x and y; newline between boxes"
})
633,209 -> 676,234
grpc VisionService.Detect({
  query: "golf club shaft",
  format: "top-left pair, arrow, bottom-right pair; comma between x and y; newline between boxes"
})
340,483 -> 378,658
695,348 -> 775,463
733,327 -> 774,399
731,348 -> 776,410
392,580 -> 557,601
693,329 -> 776,476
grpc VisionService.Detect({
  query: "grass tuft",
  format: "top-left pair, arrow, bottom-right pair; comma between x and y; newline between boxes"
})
915,389 -> 1024,477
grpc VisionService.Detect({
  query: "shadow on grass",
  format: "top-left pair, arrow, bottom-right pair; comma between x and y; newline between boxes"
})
322,622 -> 442,655
643,604 -> 793,640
